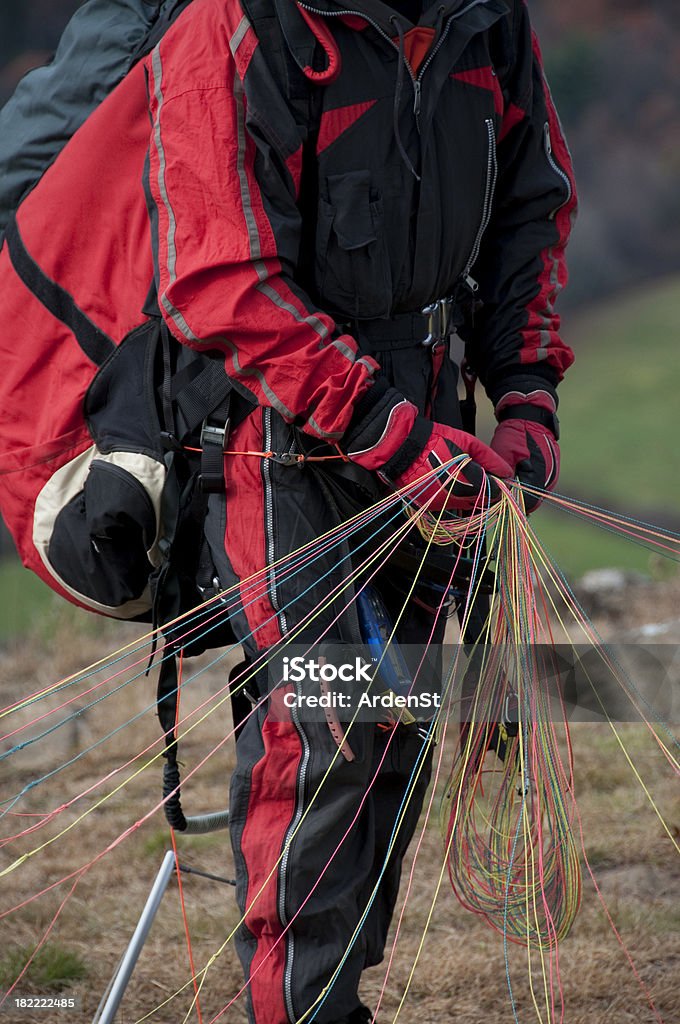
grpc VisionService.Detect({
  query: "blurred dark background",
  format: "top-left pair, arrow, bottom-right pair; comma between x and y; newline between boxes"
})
3,0 -> 680,307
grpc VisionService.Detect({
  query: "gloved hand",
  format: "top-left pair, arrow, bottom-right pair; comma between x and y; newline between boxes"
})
342,381 -> 512,511
490,391 -> 560,512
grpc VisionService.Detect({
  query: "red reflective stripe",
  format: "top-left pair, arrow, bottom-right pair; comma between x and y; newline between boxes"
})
240,690 -> 302,1023
317,100 -> 377,154
285,145 -> 303,197
451,66 -> 503,116
338,13 -> 368,30
520,33 -> 576,378
499,100 -> 525,142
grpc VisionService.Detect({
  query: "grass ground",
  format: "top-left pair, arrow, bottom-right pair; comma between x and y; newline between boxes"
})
0,582 -> 677,1024
0,278 -> 678,1020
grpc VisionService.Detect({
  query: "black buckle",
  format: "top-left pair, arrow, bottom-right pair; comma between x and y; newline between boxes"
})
199,416 -> 230,493
200,419 -> 229,449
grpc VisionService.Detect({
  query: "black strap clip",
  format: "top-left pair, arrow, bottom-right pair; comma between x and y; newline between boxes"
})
421,296 -> 458,347
199,415 -> 230,493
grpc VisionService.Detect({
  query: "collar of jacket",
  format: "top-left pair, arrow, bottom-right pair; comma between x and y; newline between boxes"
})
275,0 -> 509,89
295,0 -> 509,39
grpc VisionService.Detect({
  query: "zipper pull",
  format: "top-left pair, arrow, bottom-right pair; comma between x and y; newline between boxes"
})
464,274 -> 479,293
413,80 -> 421,116
544,121 -> 552,153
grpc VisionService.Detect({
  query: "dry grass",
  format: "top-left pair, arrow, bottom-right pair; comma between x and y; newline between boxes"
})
0,591 -> 678,1024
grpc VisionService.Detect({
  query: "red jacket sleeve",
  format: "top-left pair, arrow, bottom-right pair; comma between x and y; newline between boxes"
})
143,0 -> 377,441
460,0 -> 578,408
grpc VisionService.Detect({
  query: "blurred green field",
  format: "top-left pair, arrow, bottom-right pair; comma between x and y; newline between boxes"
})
480,274 -> 680,578
0,560 -> 96,642
0,559 -> 54,640
1,276 -> 679,638
557,275 -> 680,507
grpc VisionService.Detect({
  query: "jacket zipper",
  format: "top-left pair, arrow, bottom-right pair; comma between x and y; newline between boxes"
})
543,121 -> 572,220
298,0 -> 492,128
415,0 -> 491,94
461,117 -> 497,283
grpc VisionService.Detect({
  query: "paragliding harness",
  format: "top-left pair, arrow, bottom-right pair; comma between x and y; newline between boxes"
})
143,314 -> 247,831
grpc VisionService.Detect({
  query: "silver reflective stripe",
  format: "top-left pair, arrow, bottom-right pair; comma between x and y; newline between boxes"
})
151,45 -> 179,284
151,43 -> 203,343
229,14 -> 251,57
151,25 -> 371,435
357,355 -> 378,375
222,338 -> 296,421
233,71 -> 263,260
329,336 -> 356,361
160,291 -> 201,343
306,414 -> 343,440
257,280 -> 330,343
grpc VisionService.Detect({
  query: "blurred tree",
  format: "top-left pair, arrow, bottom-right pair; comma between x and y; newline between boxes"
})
541,36 -> 600,128
0,0 -> 679,307
0,6 -> 25,66
0,0 -> 82,104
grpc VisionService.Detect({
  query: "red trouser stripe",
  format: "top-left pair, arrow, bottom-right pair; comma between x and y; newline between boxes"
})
223,411 -> 283,649
240,689 -> 302,1023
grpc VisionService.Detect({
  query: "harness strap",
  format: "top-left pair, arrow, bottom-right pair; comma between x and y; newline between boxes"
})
157,652 -> 188,830
425,339 -> 446,420
346,311 -> 432,350
172,358 -> 232,437
460,358 -> 478,434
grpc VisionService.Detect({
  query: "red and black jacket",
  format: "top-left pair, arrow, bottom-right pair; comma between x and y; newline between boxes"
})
144,0 -> 577,439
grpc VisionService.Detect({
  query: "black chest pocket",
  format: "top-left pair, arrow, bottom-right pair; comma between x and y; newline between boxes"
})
315,169 -> 393,320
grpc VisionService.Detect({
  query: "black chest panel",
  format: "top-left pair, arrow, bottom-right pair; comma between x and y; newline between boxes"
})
310,8 -> 507,319
251,0 -> 510,321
